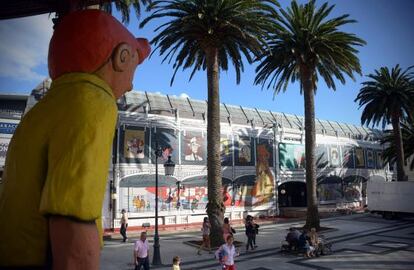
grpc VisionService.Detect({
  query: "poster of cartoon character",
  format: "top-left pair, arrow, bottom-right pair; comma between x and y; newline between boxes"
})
251,142 -> 275,206
220,137 -> 233,166
330,146 -> 340,167
366,149 -> 375,168
152,128 -> 178,163
237,137 -> 252,165
355,147 -> 365,168
182,131 -> 206,163
279,143 -> 305,169
124,129 -> 145,159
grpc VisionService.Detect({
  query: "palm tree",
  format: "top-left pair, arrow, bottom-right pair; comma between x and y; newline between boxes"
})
140,0 -> 278,245
382,121 -> 414,171
255,0 -> 365,229
355,65 -> 414,181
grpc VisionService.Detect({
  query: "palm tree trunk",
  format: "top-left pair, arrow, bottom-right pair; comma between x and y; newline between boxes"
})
205,47 -> 225,246
301,67 -> 320,230
391,113 -> 407,181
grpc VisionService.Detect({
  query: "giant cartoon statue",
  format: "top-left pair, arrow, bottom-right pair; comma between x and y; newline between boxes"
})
0,10 -> 150,269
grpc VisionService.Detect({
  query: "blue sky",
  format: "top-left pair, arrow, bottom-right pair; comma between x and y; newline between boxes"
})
0,0 -> 413,126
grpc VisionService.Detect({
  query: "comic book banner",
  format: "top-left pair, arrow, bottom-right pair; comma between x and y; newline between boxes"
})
151,128 -> 178,164
220,136 -> 233,166
236,137 -> 254,166
341,146 -> 354,168
256,138 -> 273,167
279,143 -> 305,169
366,149 -> 375,169
329,146 -> 341,167
181,131 -> 206,164
355,147 -> 365,168
316,145 -> 328,168
121,127 -> 149,163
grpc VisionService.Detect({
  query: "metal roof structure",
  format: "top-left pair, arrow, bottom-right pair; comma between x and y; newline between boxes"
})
120,91 -> 382,140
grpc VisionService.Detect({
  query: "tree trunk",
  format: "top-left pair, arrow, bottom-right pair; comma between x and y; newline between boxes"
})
391,113 -> 407,181
205,47 -> 225,246
301,66 -> 320,230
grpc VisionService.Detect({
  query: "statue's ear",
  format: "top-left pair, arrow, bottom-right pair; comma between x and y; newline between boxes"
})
112,43 -> 133,72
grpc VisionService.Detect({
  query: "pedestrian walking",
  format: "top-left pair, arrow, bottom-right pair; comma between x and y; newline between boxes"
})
197,217 -> 212,255
120,209 -> 128,242
245,216 -> 255,252
251,216 -> 259,248
215,234 -> 239,270
222,217 -> 235,242
172,256 -> 181,270
134,232 -> 150,270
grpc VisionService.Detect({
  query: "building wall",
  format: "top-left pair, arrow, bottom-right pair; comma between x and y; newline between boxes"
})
106,112 -> 389,230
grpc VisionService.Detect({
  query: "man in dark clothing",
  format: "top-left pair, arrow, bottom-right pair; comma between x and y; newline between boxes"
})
286,228 -> 300,250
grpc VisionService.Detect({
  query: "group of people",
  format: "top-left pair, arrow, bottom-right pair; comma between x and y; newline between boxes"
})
285,227 -> 327,258
197,215 -> 260,269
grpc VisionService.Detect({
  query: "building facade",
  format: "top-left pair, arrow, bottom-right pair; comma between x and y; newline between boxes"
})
106,91 -> 390,230
0,88 -> 397,231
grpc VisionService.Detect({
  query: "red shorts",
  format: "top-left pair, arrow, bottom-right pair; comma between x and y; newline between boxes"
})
223,265 -> 236,270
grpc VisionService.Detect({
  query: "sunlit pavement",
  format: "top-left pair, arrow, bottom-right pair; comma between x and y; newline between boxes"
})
100,213 -> 414,270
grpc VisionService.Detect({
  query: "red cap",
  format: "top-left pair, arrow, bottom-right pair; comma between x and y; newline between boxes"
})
48,10 -> 151,80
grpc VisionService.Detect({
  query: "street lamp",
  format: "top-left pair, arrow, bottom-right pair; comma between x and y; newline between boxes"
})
153,142 -> 175,266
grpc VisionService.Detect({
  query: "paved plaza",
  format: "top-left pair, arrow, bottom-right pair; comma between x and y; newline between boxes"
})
101,213 -> 414,270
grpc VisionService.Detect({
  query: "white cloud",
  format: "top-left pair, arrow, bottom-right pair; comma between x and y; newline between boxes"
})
179,93 -> 190,99
0,14 -> 53,82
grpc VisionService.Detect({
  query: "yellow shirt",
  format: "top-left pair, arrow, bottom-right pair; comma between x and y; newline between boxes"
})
0,73 -> 117,267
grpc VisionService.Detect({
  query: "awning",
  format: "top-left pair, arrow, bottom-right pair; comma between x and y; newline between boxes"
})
181,175 -> 232,187
119,174 -> 178,188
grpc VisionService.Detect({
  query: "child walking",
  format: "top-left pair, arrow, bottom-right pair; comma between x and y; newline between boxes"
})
215,235 -> 239,270
172,256 -> 181,270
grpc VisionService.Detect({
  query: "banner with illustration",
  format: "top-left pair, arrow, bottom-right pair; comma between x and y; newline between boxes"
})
256,138 -> 273,167
236,137 -> 254,166
181,131 -> 206,164
220,136 -> 233,166
366,149 -> 375,168
279,143 -> 305,169
342,146 -> 354,168
151,128 -> 178,164
329,146 -> 341,167
316,144 -> 328,168
355,147 -> 365,168
121,127 -> 148,163
232,174 -> 275,209
376,151 -> 384,169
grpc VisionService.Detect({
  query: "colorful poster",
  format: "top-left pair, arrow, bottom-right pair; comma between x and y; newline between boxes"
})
236,137 -> 253,165
366,149 -> 375,168
355,147 -> 365,168
279,143 -> 305,169
256,138 -> 273,167
251,143 -> 275,206
342,146 -> 354,168
124,129 -> 146,159
152,128 -> 178,164
316,145 -> 328,168
330,146 -> 340,167
376,151 -> 384,169
220,137 -> 233,166
182,131 -> 206,163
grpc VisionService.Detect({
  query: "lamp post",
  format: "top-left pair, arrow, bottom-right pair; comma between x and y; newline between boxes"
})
152,140 -> 175,266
